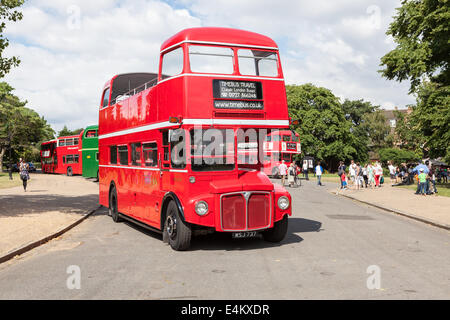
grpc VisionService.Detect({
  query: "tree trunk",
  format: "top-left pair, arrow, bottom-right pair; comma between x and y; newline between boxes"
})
0,147 -> 5,173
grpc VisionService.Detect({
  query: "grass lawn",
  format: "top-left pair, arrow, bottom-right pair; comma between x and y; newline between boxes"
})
321,173 -> 341,183
397,183 -> 450,198
0,172 -> 22,189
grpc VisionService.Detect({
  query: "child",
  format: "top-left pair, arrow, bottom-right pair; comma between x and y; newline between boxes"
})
341,173 -> 348,189
418,168 -> 427,196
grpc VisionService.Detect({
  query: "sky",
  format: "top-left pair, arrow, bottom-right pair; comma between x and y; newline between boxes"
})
3,0 -> 416,133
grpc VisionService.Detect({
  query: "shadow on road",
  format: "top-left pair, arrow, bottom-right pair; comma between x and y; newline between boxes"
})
111,214 -> 322,252
0,194 -> 99,217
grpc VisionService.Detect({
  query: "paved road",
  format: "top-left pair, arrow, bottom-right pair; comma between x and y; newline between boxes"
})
0,180 -> 448,299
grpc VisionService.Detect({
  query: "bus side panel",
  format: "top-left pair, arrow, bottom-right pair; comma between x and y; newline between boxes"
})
157,77 -> 184,120
98,144 -> 110,207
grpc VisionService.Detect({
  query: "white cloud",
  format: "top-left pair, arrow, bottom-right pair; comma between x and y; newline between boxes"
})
3,0 -> 415,133
4,0 -> 200,132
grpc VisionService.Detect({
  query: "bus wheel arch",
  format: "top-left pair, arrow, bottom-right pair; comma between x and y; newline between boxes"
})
108,182 -> 122,223
161,193 -> 191,250
160,192 -> 185,230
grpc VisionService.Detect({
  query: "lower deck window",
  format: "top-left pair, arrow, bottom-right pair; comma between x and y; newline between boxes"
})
118,146 -> 128,165
110,146 -> 118,164
143,143 -> 157,167
131,143 -> 142,166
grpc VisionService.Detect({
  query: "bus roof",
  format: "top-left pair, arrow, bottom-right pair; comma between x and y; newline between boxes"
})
57,132 -> 83,139
160,27 -> 279,53
41,139 -> 57,144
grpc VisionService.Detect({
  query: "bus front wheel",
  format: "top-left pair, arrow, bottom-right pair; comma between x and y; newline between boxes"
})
263,215 -> 288,243
67,167 -> 73,176
109,186 -> 122,223
163,201 -> 191,251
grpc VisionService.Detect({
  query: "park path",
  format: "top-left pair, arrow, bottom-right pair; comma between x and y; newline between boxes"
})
0,173 -> 99,259
330,183 -> 450,228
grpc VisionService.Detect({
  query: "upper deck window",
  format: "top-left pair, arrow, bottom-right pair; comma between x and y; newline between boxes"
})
101,88 -> 110,108
85,130 -> 98,138
162,47 -> 183,77
238,49 -> 278,77
189,45 -> 234,74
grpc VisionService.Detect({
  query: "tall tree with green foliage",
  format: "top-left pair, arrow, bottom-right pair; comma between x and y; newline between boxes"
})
287,84 -> 357,170
380,0 -> 450,163
58,125 -> 83,137
342,99 -> 378,163
0,0 -> 24,78
363,109 -> 393,151
0,82 -> 54,171
393,109 -> 425,157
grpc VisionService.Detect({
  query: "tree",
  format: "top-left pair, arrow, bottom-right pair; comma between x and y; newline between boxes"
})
378,147 -> 420,166
58,126 -> 83,137
342,99 -> 378,163
0,82 -> 54,171
380,0 -> 450,163
393,108 -> 425,158
287,84 -> 357,170
0,0 -> 24,78
362,109 -> 393,152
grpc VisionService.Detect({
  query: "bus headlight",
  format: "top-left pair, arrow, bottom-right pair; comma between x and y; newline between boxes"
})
277,196 -> 290,210
195,201 -> 209,216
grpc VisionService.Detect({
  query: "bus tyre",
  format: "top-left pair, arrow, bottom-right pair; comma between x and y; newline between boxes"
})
109,187 -> 122,223
263,215 -> 288,243
67,167 -> 73,176
164,201 -> 191,251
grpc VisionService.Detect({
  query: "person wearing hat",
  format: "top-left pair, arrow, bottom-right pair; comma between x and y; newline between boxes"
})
418,168 -> 427,196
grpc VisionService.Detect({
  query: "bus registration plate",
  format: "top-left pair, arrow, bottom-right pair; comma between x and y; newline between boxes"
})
232,231 -> 258,239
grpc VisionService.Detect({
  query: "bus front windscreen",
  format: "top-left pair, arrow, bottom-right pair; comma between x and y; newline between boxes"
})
190,129 -> 235,172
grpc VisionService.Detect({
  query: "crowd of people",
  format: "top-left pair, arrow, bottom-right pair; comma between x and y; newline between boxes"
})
277,158 -> 448,196
337,160 -> 385,190
278,160 -> 324,188
336,159 -> 447,196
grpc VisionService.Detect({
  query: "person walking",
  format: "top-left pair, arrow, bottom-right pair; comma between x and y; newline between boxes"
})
362,164 -> 368,188
355,162 -> 364,190
287,163 -> 296,187
388,161 -> 396,185
279,160 -> 288,186
19,158 -> 30,192
349,160 -> 356,187
429,169 -> 437,194
337,161 -> 346,189
302,161 -> 309,180
418,168 -> 427,196
374,162 -> 382,187
368,163 -> 375,188
315,162 -> 323,186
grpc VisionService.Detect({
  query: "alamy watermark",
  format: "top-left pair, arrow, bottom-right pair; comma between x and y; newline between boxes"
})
67,5 -> 82,30
366,265 -> 381,290
66,265 -> 81,290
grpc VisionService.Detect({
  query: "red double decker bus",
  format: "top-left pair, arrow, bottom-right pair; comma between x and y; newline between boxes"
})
98,27 -> 293,250
41,132 -> 83,176
262,130 -> 301,177
40,139 -> 58,173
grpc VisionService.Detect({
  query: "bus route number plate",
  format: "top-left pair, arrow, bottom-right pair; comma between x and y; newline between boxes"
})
232,231 -> 258,239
